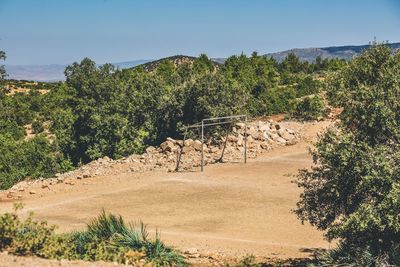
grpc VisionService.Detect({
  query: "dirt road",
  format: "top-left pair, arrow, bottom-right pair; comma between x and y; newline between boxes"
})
0,121 -> 332,262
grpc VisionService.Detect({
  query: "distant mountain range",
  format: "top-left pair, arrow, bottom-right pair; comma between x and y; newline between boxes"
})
4,42 -> 400,81
265,42 -> 400,62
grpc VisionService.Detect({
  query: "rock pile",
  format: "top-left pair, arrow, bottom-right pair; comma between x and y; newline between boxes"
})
5,120 -> 300,195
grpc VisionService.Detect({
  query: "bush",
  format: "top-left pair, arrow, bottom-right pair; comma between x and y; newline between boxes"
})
0,206 -> 186,266
0,120 -> 25,140
32,120 -> 44,134
0,135 -> 73,190
291,95 -> 325,121
296,43 -> 400,265
0,203 -> 57,255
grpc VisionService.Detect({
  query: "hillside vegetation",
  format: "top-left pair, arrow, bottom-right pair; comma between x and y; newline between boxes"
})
0,50 -> 342,190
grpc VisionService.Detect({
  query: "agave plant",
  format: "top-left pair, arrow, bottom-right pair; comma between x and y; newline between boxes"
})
72,210 -> 186,266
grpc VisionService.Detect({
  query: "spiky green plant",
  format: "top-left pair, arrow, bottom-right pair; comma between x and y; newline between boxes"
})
76,210 -> 186,266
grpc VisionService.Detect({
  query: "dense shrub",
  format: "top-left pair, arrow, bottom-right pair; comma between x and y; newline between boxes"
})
296,43 -> 400,265
0,205 -> 186,266
0,135 -> 72,190
290,95 -> 326,121
0,120 -> 25,140
0,48 -> 341,189
32,120 -> 44,134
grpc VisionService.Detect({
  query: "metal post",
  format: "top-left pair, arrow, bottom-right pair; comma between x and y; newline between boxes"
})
218,123 -> 231,163
201,120 -> 204,172
244,116 -> 247,163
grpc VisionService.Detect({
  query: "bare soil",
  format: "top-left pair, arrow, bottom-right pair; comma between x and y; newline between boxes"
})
0,120 -> 333,266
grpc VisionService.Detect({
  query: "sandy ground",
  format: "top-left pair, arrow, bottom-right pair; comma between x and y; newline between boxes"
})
0,120 -> 333,265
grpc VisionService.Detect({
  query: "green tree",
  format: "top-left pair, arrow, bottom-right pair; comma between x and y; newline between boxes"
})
280,53 -> 305,73
291,95 -> 325,121
296,43 -> 400,265
192,54 -> 215,74
0,50 -> 6,85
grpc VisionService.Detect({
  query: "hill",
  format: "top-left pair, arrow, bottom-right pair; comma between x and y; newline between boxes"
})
136,55 -> 221,71
265,42 -> 400,62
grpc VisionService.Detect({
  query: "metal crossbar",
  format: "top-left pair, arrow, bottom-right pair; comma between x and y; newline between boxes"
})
175,115 -> 247,172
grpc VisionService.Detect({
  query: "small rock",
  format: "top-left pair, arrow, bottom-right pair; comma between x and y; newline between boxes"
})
260,142 -> 270,150
287,128 -> 295,134
210,146 -> 219,153
146,146 -> 156,153
235,122 -> 245,129
185,247 -> 199,255
227,135 -> 238,142
237,134 -> 244,146
276,137 -> 287,145
29,190 -> 36,195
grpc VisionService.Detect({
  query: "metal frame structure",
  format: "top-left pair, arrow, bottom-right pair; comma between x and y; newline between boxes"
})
175,115 -> 247,172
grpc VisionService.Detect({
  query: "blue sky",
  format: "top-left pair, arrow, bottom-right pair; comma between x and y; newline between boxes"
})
1,0 -> 399,65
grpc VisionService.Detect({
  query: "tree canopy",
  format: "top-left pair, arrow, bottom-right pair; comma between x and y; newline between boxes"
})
0,51 -> 339,189
296,43 -> 400,266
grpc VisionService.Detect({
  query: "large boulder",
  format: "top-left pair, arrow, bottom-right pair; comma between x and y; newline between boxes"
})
160,140 -> 175,152
192,140 -> 204,151
286,136 -> 299,145
278,128 -> 292,140
246,126 -> 258,138
269,132 -> 280,141
166,137 -> 176,144
184,138 -> 194,147
259,123 -> 271,132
